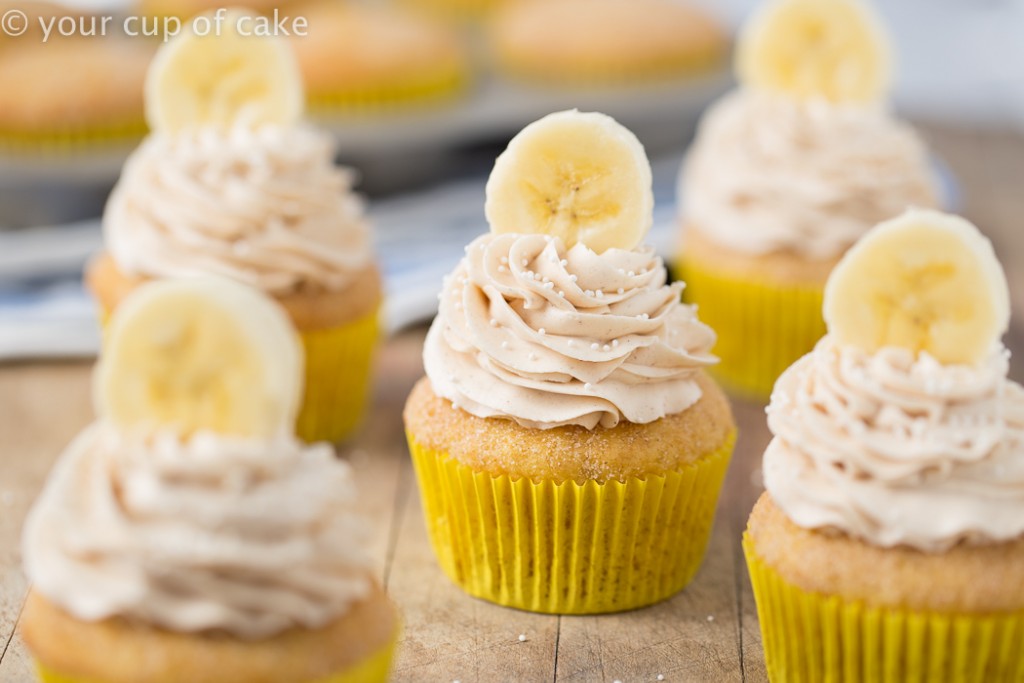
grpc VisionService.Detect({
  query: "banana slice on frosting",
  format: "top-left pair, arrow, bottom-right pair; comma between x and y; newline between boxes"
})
96,278 -> 303,439
145,7 -> 304,133
485,109 -> 654,254
736,0 -> 891,104
823,209 -> 1010,365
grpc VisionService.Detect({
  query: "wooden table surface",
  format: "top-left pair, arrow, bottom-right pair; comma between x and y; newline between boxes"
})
2,125 -> 1023,683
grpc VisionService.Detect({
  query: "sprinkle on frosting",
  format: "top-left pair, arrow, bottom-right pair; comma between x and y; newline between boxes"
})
424,233 -> 717,430
683,90 -> 938,259
104,124 -> 372,295
764,337 -> 1024,552
22,424 -> 372,638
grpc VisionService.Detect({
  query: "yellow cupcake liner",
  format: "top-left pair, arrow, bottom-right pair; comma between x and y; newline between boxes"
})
0,118 -> 146,155
34,624 -> 398,683
406,430 -> 735,614
306,68 -> 467,114
494,49 -> 726,88
743,534 -> 1024,683
295,308 -> 380,444
679,255 -> 826,401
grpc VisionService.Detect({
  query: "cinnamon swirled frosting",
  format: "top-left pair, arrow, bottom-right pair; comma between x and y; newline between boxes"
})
22,424 -> 372,639
683,90 -> 938,260
104,124 -> 372,295
423,233 -> 717,429
764,337 -> 1024,552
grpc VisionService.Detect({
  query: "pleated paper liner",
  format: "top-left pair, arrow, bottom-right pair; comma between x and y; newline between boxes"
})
295,308 -> 381,444
34,625 -> 398,683
0,119 -> 146,155
493,50 -> 726,88
305,69 -> 467,114
743,534 -> 1024,683
407,431 -> 735,614
679,255 -> 826,402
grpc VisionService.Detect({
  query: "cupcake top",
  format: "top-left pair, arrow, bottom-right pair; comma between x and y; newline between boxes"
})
763,209 -> 1024,553
23,278 -> 372,638
682,0 -> 938,260
425,110 -> 717,430
103,9 -> 372,296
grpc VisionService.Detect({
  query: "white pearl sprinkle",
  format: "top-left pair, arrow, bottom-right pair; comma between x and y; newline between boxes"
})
560,259 -> 568,267
617,288 -> 624,295
518,634 -> 527,642
529,353 -> 538,361
522,258 -> 529,266
612,339 -> 619,347
596,289 -> 604,297
498,265 -> 508,273
490,318 -> 499,327
585,290 -> 594,297
558,291 -> 565,297
584,383 -> 593,391
544,282 -> 555,290
628,271 -> 636,277
568,340 -> 576,348
570,274 -> 578,282
451,403 -> 460,411
501,341 -> 510,349
707,615 -> 715,622
538,328 -> 546,335
501,256 -> 509,264
591,343 -> 599,350
603,344 -> 610,351
658,676 -> 665,681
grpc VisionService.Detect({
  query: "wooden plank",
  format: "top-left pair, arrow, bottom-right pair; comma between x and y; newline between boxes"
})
554,512 -> 742,682
388,475 -> 560,683
0,362 -> 93,678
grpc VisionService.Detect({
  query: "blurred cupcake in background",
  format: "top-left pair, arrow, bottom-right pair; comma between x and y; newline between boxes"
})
404,110 -> 736,614
136,0 -> 301,21
489,0 -> 726,86
22,278 -> 398,683
86,9 -> 383,444
745,209 -> 1024,681
289,2 -> 468,113
678,0 -> 939,400
0,2 -> 152,154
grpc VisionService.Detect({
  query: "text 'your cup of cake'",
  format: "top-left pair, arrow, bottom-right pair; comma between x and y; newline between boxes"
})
745,209 -> 1024,682
21,277 -> 399,683
85,8 -> 383,444
404,110 -> 738,615
678,0 -> 940,400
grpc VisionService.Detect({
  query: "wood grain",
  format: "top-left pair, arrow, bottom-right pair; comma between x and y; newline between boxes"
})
0,125 -> 1022,682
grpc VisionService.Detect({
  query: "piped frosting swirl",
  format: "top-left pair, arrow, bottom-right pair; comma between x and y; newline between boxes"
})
424,233 -> 717,429
683,90 -> 938,259
23,425 -> 371,639
104,124 -> 372,295
764,337 -> 1024,552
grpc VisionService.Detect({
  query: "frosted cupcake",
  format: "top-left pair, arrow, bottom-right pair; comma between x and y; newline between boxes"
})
745,209 -> 1024,681
678,0 -> 938,400
21,278 -> 398,683
86,10 -> 381,443
404,110 -> 736,614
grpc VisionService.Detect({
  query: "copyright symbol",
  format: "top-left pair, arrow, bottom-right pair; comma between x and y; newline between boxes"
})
2,9 -> 28,36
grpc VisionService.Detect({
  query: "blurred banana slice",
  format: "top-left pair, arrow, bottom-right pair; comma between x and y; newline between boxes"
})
736,0 -> 891,104
484,109 -> 653,253
823,209 -> 1010,365
145,7 -> 303,133
97,278 -> 303,439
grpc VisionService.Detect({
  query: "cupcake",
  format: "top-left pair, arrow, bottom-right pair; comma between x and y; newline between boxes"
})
289,2 -> 467,113
745,209 -> 1024,681
137,0 -> 301,21
678,0 -> 939,400
85,10 -> 382,444
488,0 -> 726,87
404,110 -> 736,614
21,277 -> 398,683
0,20 -> 152,153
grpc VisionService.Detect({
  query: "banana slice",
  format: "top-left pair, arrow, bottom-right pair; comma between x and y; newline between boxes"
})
736,0 -> 891,104
96,278 -> 303,439
145,8 -> 303,133
484,109 -> 653,253
823,209 -> 1010,365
